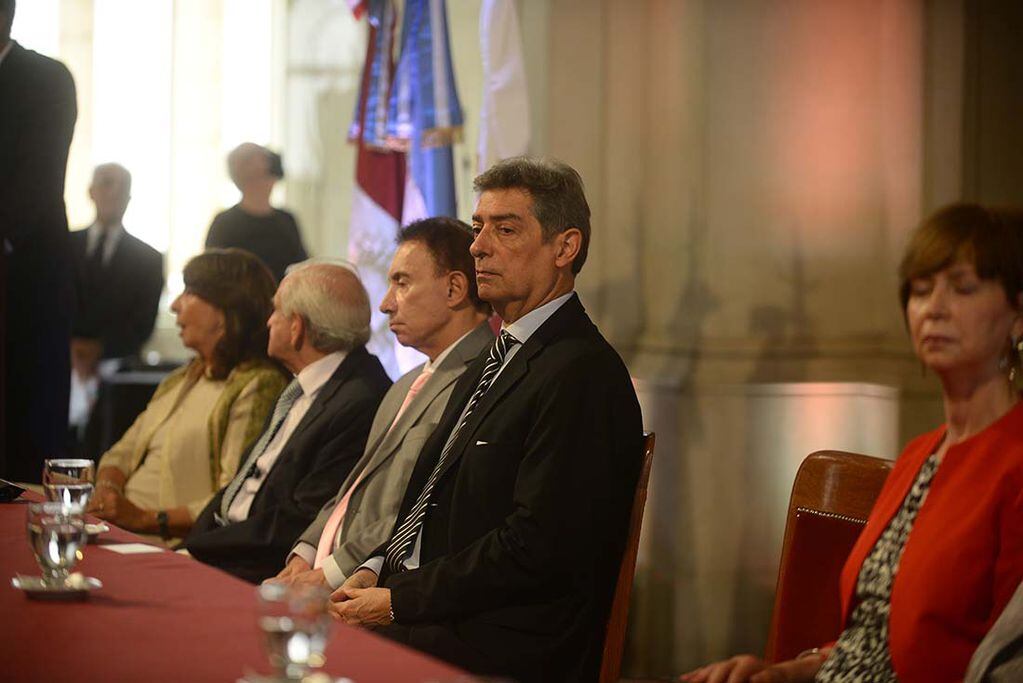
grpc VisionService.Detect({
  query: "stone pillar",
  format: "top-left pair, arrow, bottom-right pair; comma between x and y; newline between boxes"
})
534,0 -> 930,675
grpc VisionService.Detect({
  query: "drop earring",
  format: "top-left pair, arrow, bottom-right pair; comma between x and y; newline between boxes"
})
1010,335 -> 1023,383
1014,336 -> 1023,383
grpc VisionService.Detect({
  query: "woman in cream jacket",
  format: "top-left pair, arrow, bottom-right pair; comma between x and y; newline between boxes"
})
89,249 -> 287,542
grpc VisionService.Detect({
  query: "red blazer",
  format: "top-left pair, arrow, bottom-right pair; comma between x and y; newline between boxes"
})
837,402 -> 1023,682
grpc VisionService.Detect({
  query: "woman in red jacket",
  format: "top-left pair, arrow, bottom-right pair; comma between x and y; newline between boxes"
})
683,204 -> 1023,683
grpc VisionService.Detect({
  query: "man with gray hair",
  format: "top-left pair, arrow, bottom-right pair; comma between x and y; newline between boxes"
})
183,261 -> 391,583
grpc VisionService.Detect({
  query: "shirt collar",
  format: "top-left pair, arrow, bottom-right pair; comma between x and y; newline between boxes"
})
422,328 -> 475,373
295,350 -> 346,398
503,291 -> 575,346
87,221 -> 126,254
0,41 -> 13,67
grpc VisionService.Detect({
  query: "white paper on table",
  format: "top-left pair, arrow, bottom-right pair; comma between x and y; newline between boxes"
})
100,543 -> 165,554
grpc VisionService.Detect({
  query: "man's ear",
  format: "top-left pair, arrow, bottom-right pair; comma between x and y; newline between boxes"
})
290,313 -> 306,351
553,228 -> 582,270
446,271 -> 470,308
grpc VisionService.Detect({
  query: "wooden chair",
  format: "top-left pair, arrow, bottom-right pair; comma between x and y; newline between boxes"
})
764,450 -> 893,663
599,431 -> 656,683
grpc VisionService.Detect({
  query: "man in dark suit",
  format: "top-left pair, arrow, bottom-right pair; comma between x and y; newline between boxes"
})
70,164 -> 164,378
331,158 -> 644,683
0,0 -> 78,482
182,262 -> 391,583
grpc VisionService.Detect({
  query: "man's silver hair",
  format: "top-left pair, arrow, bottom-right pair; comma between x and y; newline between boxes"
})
278,259 -> 371,353
92,162 -> 132,196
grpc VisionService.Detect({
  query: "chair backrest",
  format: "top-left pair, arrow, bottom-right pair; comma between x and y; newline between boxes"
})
599,431 -> 656,683
765,449 -> 893,663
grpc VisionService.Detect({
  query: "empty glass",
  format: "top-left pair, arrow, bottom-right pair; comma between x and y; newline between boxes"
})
256,582 -> 332,680
42,458 -> 95,510
26,502 -> 88,586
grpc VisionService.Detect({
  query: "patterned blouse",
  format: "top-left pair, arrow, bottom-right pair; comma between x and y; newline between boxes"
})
815,451 -> 941,682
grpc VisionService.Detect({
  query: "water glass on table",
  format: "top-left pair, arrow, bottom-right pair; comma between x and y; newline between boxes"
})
26,501 -> 88,586
42,458 -> 95,509
256,582 -> 332,681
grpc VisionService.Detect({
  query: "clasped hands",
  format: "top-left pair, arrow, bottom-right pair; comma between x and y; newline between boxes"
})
679,649 -> 829,683
268,560 -> 392,627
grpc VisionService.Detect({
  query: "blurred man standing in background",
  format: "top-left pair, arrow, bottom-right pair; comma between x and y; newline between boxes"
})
68,163 -> 164,437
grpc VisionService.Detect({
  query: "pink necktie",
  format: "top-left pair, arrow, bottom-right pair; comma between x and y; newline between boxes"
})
313,368 -> 434,569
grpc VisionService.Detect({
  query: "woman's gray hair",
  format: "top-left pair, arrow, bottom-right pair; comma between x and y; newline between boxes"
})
278,260 -> 371,353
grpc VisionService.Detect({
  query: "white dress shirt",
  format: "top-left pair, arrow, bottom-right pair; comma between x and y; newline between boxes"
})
85,222 -> 125,267
226,351 -> 346,522
360,291 -> 575,577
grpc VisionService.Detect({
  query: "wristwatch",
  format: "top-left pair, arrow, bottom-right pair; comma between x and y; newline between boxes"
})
156,510 -> 170,539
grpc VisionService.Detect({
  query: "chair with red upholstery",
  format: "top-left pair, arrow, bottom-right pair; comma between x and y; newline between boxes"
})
764,450 -> 893,663
599,431 -> 656,683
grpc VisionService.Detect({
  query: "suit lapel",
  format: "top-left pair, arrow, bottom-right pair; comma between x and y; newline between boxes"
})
351,323 -> 494,492
106,232 -> 129,273
367,369 -> 425,458
358,377 -> 409,465
244,349 -> 364,513
285,347 -> 363,447
353,367 -> 458,488
432,296 -> 586,484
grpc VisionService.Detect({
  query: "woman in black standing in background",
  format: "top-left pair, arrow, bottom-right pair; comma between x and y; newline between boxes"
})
205,142 -> 307,283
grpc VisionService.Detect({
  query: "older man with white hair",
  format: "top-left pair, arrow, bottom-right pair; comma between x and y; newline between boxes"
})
182,260 -> 391,583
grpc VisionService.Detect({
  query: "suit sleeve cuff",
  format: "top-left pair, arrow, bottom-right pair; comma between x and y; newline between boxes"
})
321,555 -> 347,590
358,555 -> 385,577
290,542 -> 316,567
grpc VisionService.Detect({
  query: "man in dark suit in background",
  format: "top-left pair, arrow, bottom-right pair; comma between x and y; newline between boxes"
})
183,261 -> 391,583
70,163 -> 164,385
332,157 -> 643,683
0,0 -> 78,482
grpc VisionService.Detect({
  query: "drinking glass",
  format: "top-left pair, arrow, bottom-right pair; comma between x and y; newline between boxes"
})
256,582 -> 332,680
26,502 -> 88,586
42,458 -> 95,510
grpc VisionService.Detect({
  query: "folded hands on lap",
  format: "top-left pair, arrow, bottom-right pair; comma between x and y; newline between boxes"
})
679,650 -> 827,683
327,568 -> 392,627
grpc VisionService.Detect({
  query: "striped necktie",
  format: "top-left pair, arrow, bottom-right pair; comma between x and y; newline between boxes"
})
219,378 -> 304,521
383,331 -> 519,574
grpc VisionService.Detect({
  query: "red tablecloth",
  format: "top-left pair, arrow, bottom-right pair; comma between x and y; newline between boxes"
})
0,493 -> 467,683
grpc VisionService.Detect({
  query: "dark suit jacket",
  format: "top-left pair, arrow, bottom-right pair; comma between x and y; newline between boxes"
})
71,228 -> 164,359
184,346 -> 391,583
376,295 -> 643,683
0,41 -> 77,481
